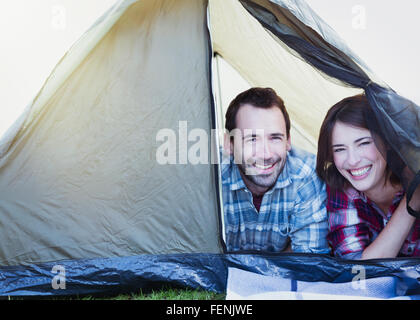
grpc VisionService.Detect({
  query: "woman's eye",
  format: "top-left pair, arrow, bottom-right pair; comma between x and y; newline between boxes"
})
333,148 -> 345,153
360,141 -> 371,146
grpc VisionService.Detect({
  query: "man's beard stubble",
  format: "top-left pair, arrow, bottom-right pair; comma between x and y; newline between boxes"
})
237,155 -> 285,190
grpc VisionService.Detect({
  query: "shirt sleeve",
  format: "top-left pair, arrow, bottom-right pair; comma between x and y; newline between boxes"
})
327,190 -> 370,259
289,173 -> 331,254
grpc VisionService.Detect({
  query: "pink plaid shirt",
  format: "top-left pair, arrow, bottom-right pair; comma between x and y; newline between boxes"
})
327,186 -> 420,259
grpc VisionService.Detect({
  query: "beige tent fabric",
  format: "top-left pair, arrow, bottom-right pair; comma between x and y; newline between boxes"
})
209,0 -> 362,152
0,0 -> 222,266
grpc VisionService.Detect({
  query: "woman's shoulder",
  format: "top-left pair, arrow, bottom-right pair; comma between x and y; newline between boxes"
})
326,185 -> 361,210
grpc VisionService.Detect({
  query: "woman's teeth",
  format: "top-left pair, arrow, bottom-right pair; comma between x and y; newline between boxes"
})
350,166 -> 371,177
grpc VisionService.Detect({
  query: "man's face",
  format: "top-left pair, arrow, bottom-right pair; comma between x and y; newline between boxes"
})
230,104 -> 291,195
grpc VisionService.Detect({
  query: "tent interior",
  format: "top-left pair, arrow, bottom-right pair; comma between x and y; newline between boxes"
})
0,0 -> 418,296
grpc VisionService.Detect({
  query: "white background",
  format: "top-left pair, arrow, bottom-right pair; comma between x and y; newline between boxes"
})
1,0 -> 419,138
305,0 -> 420,104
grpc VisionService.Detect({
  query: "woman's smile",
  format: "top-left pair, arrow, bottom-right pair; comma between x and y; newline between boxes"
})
348,165 -> 372,179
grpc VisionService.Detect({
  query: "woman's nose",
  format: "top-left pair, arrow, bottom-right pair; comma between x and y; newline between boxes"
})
347,149 -> 361,166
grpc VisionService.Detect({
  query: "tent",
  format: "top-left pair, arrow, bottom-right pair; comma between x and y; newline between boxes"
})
0,0 -> 419,297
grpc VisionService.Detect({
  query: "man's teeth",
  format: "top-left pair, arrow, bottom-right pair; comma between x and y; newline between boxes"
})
350,166 -> 371,176
255,163 -> 274,170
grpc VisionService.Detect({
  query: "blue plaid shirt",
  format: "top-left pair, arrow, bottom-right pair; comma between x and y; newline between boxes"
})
221,147 -> 330,254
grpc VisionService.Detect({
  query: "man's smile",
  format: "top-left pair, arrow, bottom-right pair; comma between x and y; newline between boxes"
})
254,162 -> 276,171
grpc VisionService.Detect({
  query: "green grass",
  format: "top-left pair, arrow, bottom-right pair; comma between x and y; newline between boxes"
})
6,287 -> 226,300
81,288 -> 226,300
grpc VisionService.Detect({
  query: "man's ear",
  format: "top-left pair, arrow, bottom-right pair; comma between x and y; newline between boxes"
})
286,135 -> 291,152
223,131 -> 233,155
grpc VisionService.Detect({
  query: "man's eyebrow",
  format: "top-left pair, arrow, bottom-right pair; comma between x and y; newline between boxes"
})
242,132 -> 285,139
242,133 -> 258,140
332,136 -> 372,148
270,133 -> 285,137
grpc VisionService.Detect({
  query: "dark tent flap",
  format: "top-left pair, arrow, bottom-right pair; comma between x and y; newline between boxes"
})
365,85 -> 420,218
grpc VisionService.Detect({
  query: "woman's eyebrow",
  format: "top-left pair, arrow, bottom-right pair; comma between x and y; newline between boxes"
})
355,136 -> 372,143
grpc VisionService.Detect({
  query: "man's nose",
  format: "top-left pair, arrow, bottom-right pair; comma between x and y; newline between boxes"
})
259,139 -> 273,159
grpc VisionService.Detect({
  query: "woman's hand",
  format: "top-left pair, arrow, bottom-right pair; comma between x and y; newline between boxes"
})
361,195 -> 416,259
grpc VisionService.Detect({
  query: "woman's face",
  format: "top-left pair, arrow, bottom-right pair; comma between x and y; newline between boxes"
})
331,121 -> 387,194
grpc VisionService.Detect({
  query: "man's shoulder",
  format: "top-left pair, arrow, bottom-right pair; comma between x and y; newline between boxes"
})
286,146 -> 317,181
220,150 -> 239,188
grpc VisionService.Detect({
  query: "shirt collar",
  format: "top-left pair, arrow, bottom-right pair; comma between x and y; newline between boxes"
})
345,186 -> 405,204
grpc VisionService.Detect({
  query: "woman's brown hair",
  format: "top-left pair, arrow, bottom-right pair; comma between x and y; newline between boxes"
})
316,94 -> 399,191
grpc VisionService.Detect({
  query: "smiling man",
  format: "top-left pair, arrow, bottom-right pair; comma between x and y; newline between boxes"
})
221,87 -> 330,254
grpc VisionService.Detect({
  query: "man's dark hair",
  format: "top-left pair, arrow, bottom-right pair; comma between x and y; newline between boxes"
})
225,87 -> 291,138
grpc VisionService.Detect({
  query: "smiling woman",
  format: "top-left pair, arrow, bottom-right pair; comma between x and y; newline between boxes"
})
332,122 -> 388,196
316,94 -> 420,260
318,94 -> 397,194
